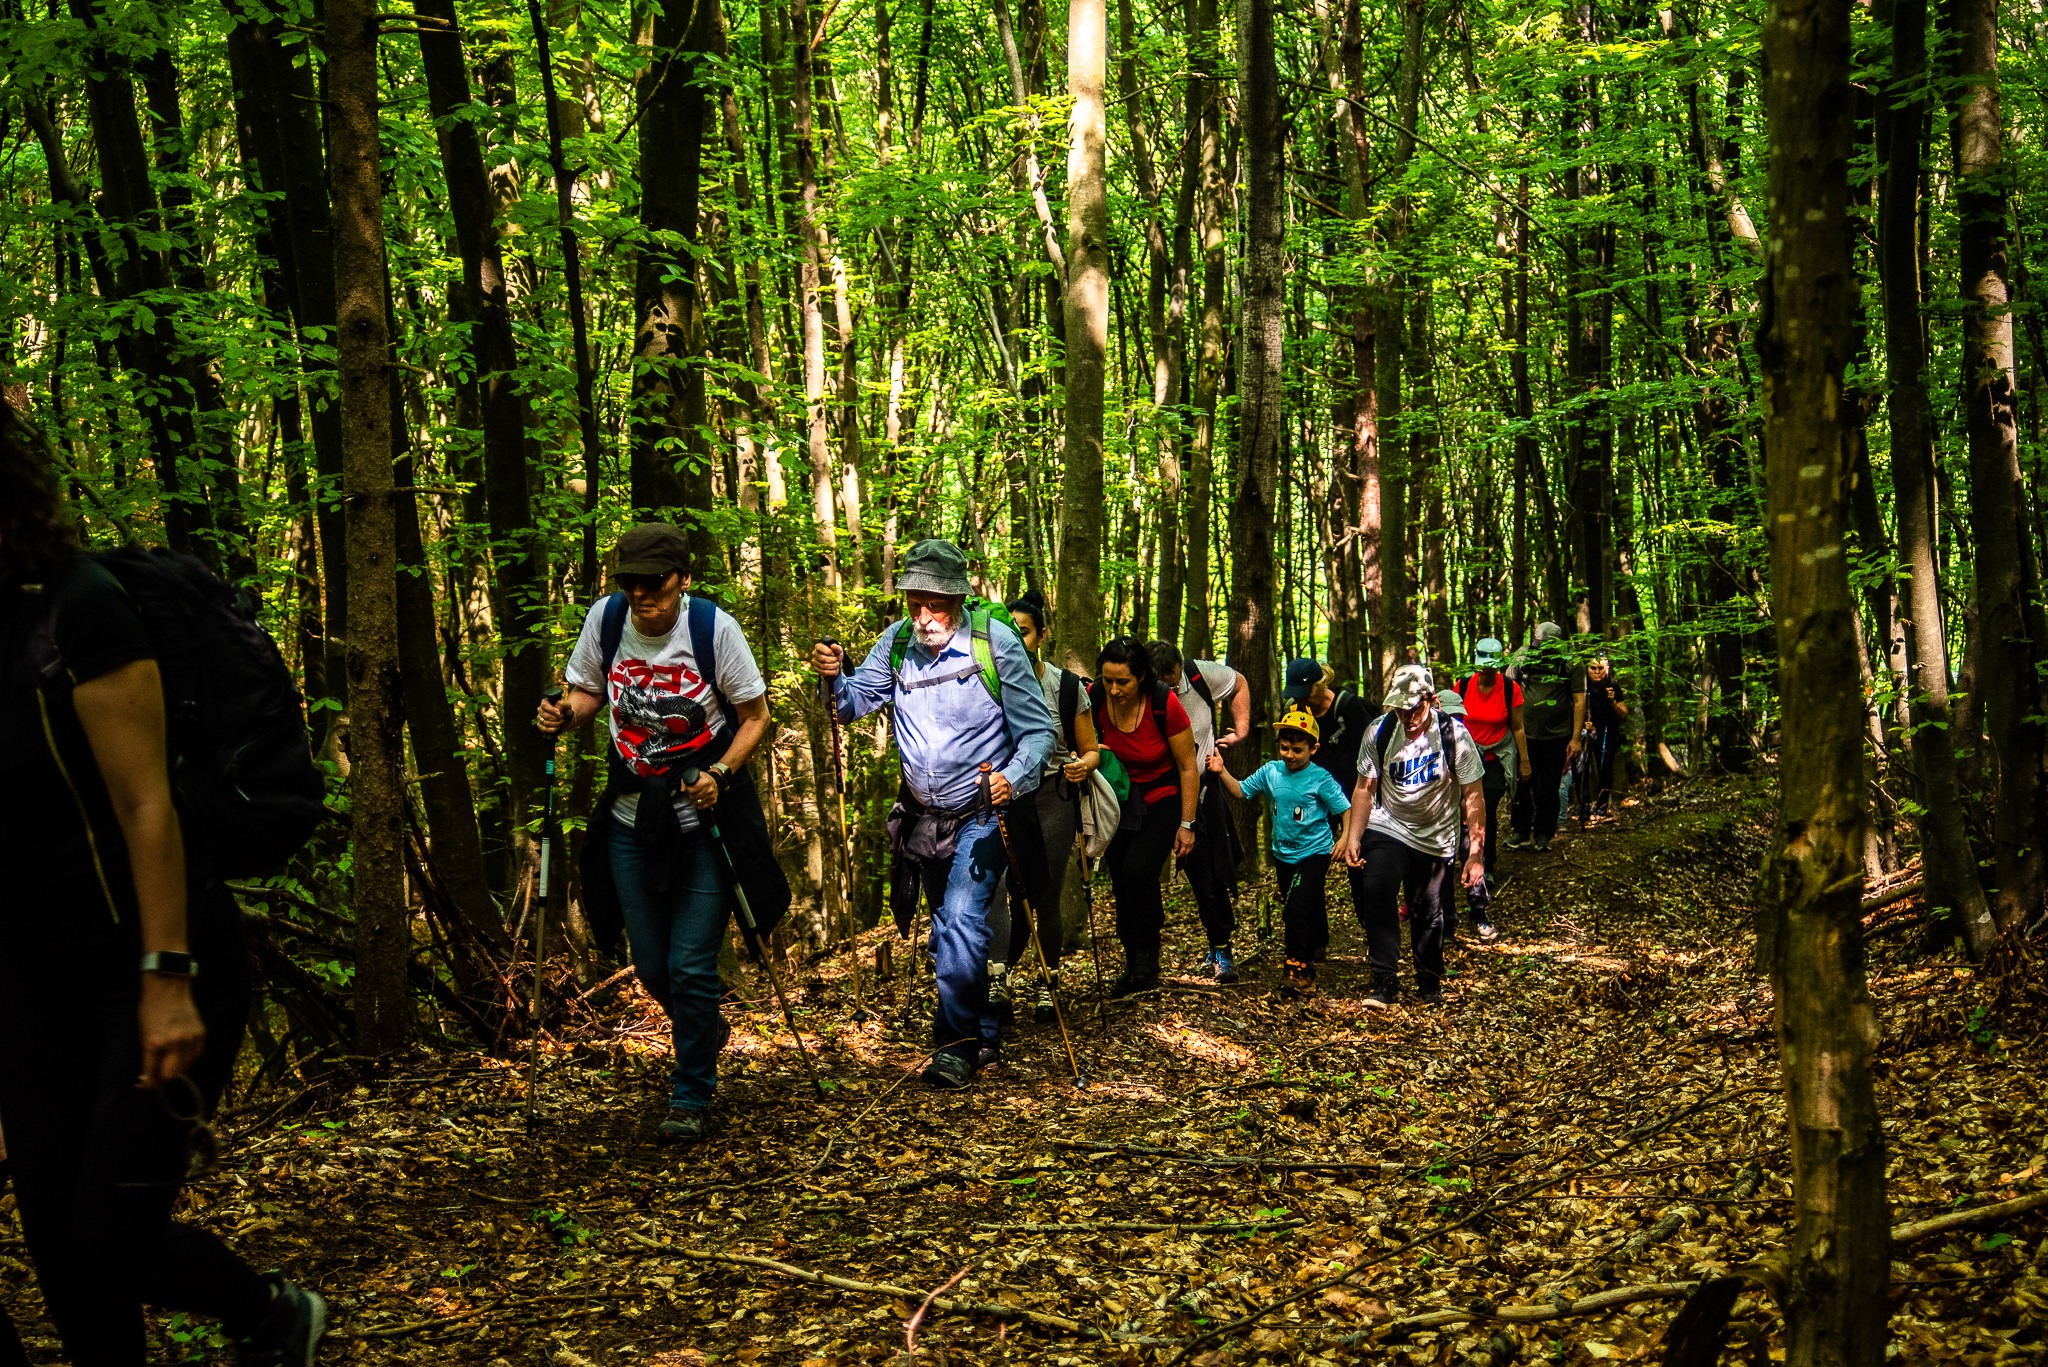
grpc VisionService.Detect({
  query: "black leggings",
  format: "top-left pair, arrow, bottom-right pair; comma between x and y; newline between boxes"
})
0,914 -> 272,1366
1273,853 -> 1331,964
1104,796 -> 1181,965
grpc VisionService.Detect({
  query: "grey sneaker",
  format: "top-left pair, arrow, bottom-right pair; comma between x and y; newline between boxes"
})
1032,980 -> 1056,1024
922,1051 -> 975,1090
1478,920 -> 1500,944
654,1107 -> 709,1145
1533,838 -> 1552,853
988,965 -> 1014,1022
234,1274 -> 327,1367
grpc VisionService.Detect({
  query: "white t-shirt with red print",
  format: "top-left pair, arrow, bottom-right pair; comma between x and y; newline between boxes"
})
565,596 -> 766,831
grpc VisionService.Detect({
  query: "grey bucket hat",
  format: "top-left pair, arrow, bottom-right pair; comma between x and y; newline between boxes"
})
898,539 -> 972,597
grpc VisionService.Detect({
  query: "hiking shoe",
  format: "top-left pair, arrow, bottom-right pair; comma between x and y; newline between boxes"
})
1477,919 -> 1500,944
988,965 -> 1014,1023
975,1041 -> 1002,1072
1280,960 -> 1317,1000
1504,831 -> 1529,850
1418,989 -> 1445,1008
1362,991 -> 1396,1011
1032,980 -> 1057,1025
235,1274 -> 327,1367
1206,946 -> 1239,984
1533,838 -> 1552,853
922,1051 -> 974,1090
1109,964 -> 1159,999
654,1107 -> 709,1145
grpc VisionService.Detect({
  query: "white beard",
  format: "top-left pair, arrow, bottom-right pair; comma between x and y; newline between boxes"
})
915,614 -> 956,651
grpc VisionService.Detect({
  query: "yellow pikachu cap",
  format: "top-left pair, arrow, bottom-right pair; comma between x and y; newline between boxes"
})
1275,708 -> 1320,743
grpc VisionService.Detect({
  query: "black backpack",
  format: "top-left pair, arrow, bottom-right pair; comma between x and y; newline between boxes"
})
36,548 -> 325,879
1369,708 -> 1463,808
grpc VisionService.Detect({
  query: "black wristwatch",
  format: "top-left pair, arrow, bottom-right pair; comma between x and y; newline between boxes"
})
141,951 -> 200,979
708,761 -> 733,789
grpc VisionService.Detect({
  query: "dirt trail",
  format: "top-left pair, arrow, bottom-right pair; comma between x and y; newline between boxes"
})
6,776 -> 2043,1365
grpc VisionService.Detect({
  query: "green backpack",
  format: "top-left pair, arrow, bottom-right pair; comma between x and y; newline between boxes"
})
887,596 -> 1022,703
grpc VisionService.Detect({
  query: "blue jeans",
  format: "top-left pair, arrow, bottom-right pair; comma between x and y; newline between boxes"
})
920,812 -> 1009,1062
609,825 -> 731,1109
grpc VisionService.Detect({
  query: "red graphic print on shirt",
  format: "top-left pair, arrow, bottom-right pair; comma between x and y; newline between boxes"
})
609,656 -> 718,776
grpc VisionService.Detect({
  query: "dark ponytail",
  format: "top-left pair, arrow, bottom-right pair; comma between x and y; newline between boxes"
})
1006,592 -> 1047,637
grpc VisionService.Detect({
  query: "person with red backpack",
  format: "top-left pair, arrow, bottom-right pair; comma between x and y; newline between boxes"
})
1456,638 -> 1532,931
1091,637 -> 1201,997
0,412 -> 326,1366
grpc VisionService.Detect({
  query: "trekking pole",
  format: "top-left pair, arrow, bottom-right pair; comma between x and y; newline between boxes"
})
818,637 -> 869,1023
527,686 -> 564,1125
682,767 -> 829,1099
983,763 -> 1085,1086
1067,759 -> 1109,1024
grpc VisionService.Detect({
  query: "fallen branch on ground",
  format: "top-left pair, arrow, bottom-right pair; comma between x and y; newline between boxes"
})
1053,1139 -> 1402,1174
1354,1281 -> 1704,1340
1891,1190 -> 2048,1247
973,1218 -> 1305,1234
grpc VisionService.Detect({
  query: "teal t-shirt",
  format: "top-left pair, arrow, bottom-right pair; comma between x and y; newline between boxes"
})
1240,760 -> 1352,863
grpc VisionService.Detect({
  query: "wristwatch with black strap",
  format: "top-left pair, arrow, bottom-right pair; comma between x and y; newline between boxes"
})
141,951 -> 200,979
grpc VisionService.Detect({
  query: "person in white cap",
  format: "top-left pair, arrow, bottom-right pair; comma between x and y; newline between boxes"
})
1339,664 -> 1487,1007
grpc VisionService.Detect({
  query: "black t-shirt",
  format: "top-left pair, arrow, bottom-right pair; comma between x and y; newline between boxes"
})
1587,672 -> 1626,731
0,555 -> 156,957
1309,687 -> 1379,795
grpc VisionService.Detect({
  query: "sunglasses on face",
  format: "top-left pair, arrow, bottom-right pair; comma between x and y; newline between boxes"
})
616,574 -> 674,594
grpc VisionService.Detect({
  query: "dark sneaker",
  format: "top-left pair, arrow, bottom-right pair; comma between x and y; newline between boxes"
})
975,1041 -> 1002,1072
1109,964 -> 1159,999
1477,919 -> 1500,944
1503,831 -> 1529,850
1280,960 -> 1316,1000
988,966 -> 1015,1023
922,1051 -> 974,1090
1032,980 -> 1056,1025
654,1107 -> 709,1145
1362,992 -> 1396,1011
1533,838 -> 1552,853
235,1274 -> 327,1367
1418,989 -> 1445,1008
1206,946 -> 1239,984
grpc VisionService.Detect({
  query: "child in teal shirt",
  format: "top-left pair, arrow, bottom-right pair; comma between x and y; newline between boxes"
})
1207,709 -> 1351,997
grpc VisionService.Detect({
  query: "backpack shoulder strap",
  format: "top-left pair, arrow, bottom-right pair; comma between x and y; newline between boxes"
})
1187,660 -> 1216,711
1439,710 -> 1461,786
1374,712 -> 1400,774
687,594 -> 738,730
1058,666 -> 1080,754
599,592 -> 629,675
1149,680 -> 1173,739
890,620 -> 910,676
968,606 -> 1001,704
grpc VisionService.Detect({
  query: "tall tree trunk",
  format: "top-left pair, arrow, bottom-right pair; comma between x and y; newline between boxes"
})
791,0 -> 839,587
1053,0 -> 1108,673
1182,0 -> 1226,660
1229,0 -> 1282,740
329,0 -> 411,1054
1563,0 -> 1611,637
1756,0 -> 1890,1353
1952,0 -> 2044,936
1876,0 -> 1996,952
1372,0 -> 1423,677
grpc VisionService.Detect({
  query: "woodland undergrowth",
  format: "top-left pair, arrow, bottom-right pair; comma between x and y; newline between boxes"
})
4,775 -> 2045,1365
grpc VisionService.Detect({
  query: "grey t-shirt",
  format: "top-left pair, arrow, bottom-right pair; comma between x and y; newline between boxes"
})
1357,712 -> 1486,858
1509,652 -> 1586,742
1036,661 -> 1091,777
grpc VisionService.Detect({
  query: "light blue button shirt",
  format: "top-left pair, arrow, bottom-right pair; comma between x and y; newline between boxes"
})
834,617 -> 1056,809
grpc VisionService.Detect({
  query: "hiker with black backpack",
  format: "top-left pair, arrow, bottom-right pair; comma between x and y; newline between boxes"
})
1091,637 -> 1202,997
1146,641 -> 1250,982
809,540 -> 1056,1089
1456,638 -> 1532,936
539,523 -> 783,1145
0,413 -> 327,1366
1339,665 -> 1488,1009
1281,657 -> 1379,960
985,591 -> 1100,1028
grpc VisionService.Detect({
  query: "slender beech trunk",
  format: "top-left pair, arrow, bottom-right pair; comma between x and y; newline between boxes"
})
1183,0 -> 1227,660
1757,0 -> 1890,1352
1510,131 -> 1534,641
329,0 -> 410,1053
1876,0 -> 1995,952
789,0 -> 838,586
1563,0 -> 1611,636
1053,0 -> 1108,674
1952,0 -> 2044,934
1229,0 -> 1282,747
1372,0 -> 1423,677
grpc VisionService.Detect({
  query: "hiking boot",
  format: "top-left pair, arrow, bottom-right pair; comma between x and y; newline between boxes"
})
922,1050 -> 974,1090
1280,960 -> 1317,1000
1206,946 -> 1239,984
1032,980 -> 1057,1025
975,1041 -> 1002,1073
1362,983 -> 1398,1010
1477,919 -> 1500,944
1109,961 -> 1159,998
654,1107 -> 709,1145
1418,987 -> 1445,1008
234,1274 -> 327,1367
988,965 -> 1015,1024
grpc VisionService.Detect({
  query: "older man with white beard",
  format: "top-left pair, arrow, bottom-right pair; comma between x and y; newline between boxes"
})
809,540 -> 1055,1089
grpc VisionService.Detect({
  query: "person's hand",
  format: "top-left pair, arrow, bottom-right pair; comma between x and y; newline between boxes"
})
1463,854 -> 1487,893
1204,749 -> 1225,774
1566,738 -> 1581,763
1342,834 -> 1365,869
536,693 -> 571,735
1519,757 -> 1533,780
1215,731 -> 1241,751
139,975 -> 206,1089
683,770 -> 721,809
1173,826 -> 1196,858
988,772 -> 1014,807
1061,752 -> 1095,784
811,640 -> 847,677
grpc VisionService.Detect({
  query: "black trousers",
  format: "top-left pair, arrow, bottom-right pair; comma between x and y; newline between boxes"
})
1273,853 -> 1332,964
1175,777 -> 1238,949
0,905 -> 272,1367
1511,736 -> 1570,843
1478,752 -> 1509,873
1355,830 -> 1450,999
1105,797 -> 1180,966
1591,723 -> 1622,805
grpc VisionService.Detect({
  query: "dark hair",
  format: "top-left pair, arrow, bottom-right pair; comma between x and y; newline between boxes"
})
1096,635 -> 1156,689
0,404 -> 78,590
1148,639 -> 1184,678
1006,592 -> 1046,636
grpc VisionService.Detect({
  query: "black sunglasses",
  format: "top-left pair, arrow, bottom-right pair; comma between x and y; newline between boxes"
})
615,573 -> 676,593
